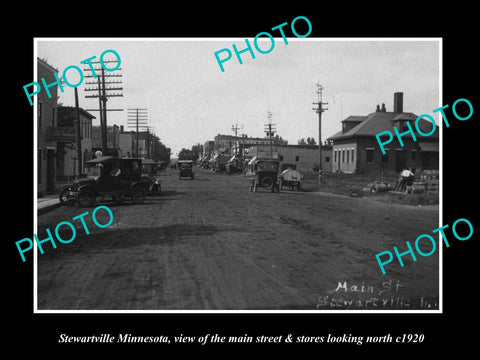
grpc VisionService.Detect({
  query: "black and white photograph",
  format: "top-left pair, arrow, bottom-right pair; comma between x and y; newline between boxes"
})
32,38 -> 441,312
5,6 -> 478,354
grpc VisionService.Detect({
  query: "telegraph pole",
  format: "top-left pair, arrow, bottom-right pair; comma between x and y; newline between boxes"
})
83,59 -> 123,155
312,83 -> 328,178
231,123 -> 244,155
264,111 -> 276,159
74,88 -> 82,176
127,108 -> 148,158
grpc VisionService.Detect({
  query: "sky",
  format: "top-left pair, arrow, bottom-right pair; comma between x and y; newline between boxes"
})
35,38 -> 440,156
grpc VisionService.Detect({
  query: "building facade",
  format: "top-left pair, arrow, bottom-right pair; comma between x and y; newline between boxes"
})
248,144 -> 332,173
92,125 -> 120,156
56,106 -> 95,178
328,92 -> 439,175
37,58 -> 59,194
214,134 -> 285,155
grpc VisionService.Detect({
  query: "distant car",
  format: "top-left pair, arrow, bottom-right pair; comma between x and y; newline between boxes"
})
248,159 -> 280,192
64,156 -> 148,207
178,160 -> 194,180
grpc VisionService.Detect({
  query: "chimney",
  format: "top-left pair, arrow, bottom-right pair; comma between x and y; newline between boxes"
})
381,103 -> 386,112
394,92 -> 403,113
120,125 -> 124,132
376,104 -> 381,112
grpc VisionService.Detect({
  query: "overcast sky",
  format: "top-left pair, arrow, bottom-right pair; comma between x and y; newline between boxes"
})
36,38 -> 440,156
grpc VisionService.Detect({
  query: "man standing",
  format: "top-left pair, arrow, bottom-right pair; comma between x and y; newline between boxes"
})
395,168 -> 414,192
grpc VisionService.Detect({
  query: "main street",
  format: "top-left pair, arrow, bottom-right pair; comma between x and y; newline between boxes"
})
37,168 -> 439,310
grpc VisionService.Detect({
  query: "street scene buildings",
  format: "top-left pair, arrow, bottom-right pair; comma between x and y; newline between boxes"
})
35,40 -> 440,311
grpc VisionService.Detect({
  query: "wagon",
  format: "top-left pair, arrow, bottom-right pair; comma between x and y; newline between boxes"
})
279,168 -> 303,190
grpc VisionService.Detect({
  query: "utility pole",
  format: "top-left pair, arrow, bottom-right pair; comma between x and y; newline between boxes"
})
127,108 -> 148,158
264,111 -> 276,159
83,58 -> 123,155
312,82 -> 328,178
232,123 -> 244,156
74,87 -> 82,176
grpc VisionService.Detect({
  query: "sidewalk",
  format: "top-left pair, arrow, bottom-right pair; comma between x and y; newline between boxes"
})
37,193 -> 62,215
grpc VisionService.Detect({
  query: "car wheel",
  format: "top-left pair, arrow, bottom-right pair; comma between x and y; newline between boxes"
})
261,177 -> 273,189
131,186 -> 145,204
76,188 -> 95,207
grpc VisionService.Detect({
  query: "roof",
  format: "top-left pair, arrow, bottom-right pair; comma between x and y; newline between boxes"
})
58,106 -> 96,120
342,115 -> 366,123
329,111 -> 439,140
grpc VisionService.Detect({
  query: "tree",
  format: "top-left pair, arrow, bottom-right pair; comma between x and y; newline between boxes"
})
297,138 -> 306,145
178,148 -> 193,160
307,137 -> 316,145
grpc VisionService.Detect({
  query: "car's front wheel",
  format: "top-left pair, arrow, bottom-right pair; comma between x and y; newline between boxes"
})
77,188 -> 95,207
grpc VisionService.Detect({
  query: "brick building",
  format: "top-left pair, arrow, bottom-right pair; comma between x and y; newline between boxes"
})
328,92 -> 439,174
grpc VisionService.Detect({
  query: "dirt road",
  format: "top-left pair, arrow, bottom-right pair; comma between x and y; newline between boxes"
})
37,168 -> 440,310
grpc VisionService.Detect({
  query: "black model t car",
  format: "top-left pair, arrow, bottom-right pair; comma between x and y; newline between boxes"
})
248,159 -> 280,192
178,160 -> 194,180
60,156 -> 150,207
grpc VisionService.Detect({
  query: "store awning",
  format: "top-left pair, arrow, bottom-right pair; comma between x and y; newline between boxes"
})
418,142 -> 439,152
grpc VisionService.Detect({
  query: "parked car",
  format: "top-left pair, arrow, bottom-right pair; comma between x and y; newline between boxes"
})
178,160 -> 194,179
140,158 -> 161,195
248,159 -> 280,192
63,156 -> 149,207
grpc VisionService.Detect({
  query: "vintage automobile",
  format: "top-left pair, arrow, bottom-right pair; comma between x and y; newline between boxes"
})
178,160 -> 195,179
225,155 -> 244,175
248,158 -> 280,192
141,158 -> 161,195
61,156 -> 150,207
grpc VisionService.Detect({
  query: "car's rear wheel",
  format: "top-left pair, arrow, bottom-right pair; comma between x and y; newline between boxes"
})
260,177 -> 273,189
77,188 -> 95,207
131,186 -> 145,204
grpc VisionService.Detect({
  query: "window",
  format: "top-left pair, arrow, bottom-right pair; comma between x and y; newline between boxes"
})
278,155 -> 284,161
325,156 -> 330,163
366,149 -> 374,163
351,149 -> 355,163
334,150 -> 337,162
381,150 -> 389,163
342,149 -> 345,163
295,156 -> 300,161
346,149 -> 349,163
